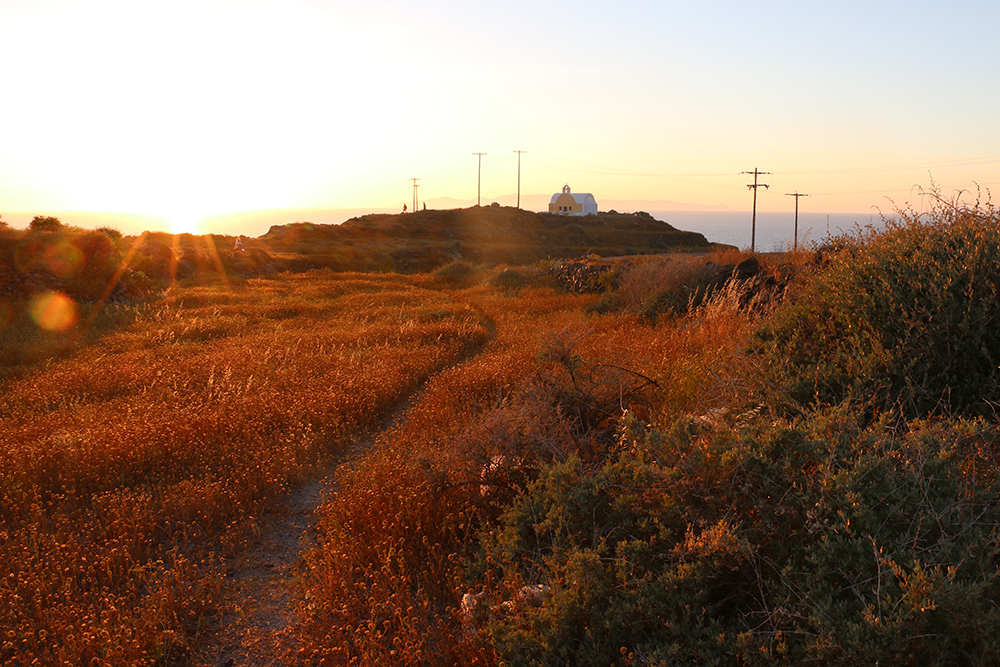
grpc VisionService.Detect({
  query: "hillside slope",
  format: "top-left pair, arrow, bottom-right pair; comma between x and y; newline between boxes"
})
259,206 -> 717,272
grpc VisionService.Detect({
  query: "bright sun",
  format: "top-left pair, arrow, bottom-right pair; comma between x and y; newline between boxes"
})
166,210 -> 203,236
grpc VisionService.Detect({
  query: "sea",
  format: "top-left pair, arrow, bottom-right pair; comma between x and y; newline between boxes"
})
201,206 -> 887,250
649,210 -> 887,252
0,207 -> 888,250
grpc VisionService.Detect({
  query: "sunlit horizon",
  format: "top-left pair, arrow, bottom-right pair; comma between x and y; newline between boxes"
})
3,1 -> 999,237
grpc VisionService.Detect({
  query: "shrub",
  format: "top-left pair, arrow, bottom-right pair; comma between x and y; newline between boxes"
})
129,236 -> 177,281
475,453 -> 749,666
537,325 -> 659,447
0,225 -> 131,304
759,194 -> 1000,418
29,215 -> 63,232
96,226 -> 123,240
119,269 -> 160,299
597,252 -> 763,321
433,260 -> 480,287
67,230 -> 124,300
473,408 -> 1000,666
490,267 -> 528,294
730,412 -> 1000,665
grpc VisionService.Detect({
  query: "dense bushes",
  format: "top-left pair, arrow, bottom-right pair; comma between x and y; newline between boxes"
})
472,410 -> 1000,666
489,267 -> 529,294
0,224 -> 128,301
0,224 -> 166,373
587,249 -> 791,322
760,196 -> 1000,418
451,196 -> 1000,665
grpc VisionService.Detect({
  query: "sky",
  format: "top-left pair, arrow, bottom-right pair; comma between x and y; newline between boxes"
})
3,0 -> 1000,235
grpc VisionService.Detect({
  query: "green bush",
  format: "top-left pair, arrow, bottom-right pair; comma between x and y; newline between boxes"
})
29,215 -> 63,232
68,230 -> 123,300
0,226 -> 130,301
432,259 -> 479,287
96,226 -> 123,240
730,412 -> 1000,666
471,409 -> 1000,666
759,197 -> 1000,418
490,267 -> 528,294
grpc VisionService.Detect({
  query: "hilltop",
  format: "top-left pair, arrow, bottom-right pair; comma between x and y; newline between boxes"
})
258,205 -> 718,272
0,207 -> 720,310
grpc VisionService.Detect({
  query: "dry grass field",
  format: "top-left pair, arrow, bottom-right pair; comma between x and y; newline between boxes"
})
295,275 -> 767,664
7,197 -> 1000,666
0,268 -> 490,665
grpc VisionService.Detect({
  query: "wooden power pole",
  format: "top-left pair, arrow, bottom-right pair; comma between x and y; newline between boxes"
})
410,177 -> 420,213
785,192 -> 809,251
513,150 -> 526,209
741,168 -> 770,252
472,152 -> 486,206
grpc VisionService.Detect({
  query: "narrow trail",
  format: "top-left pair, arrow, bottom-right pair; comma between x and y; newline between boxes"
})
191,309 -> 497,667
191,474 -> 332,667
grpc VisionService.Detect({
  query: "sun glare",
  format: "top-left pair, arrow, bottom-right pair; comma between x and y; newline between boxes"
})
167,211 -> 203,236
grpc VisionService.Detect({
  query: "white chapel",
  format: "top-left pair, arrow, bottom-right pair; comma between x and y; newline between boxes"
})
548,184 -> 598,216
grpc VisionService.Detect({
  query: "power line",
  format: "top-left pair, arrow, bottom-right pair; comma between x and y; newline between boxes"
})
783,154 -> 1000,176
534,151 -> 1000,182
741,168 -> 770,252
472,152 -> 486,207
785,192 -> 810,251
514,150 -> 526,209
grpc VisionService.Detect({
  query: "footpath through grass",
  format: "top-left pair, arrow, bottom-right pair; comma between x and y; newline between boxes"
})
0,270 -> 489,665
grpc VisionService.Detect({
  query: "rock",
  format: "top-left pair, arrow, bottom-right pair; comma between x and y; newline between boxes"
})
550,260 -> 618,293
734,257 -> 760,278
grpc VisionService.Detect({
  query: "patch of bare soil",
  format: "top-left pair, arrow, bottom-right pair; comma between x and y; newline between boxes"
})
190,473 -> 332,667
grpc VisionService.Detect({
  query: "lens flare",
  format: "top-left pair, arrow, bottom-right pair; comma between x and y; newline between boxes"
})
30,291 -> 79,332
43,240 -> 85,277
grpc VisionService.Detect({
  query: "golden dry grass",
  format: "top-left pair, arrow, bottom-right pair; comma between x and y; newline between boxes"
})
297,276 -> 766,665
2,257 -> 769,665
0,270 -> 489,665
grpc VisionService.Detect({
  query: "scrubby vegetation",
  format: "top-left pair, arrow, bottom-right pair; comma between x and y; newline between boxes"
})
4,194 -> 1000,665
761,194 -> 1000,418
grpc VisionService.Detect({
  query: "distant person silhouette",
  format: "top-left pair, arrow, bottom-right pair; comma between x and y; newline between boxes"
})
423,202 -> 427,210
403,204 -> 408,213
234,236 -> 244,252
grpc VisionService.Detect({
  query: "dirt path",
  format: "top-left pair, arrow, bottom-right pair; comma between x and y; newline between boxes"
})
191,310 -> 496,667
191,473 -> 332,667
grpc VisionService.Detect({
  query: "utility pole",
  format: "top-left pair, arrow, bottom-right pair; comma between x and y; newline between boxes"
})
472,152 -> 486,206
785,192 -> 809,251
513,150 -> 526,208
410,177 -> 420,213
741,168 -> 770,252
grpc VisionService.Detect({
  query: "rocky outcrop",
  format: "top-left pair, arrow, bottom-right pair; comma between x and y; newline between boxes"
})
549,260 -> 621,294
